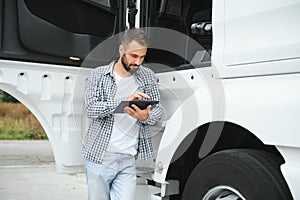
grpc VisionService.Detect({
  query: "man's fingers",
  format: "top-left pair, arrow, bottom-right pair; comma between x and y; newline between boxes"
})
131,104 -> 141,111
138,93 -> 151,100
124,106 -> 134,114
146,105 -> 151,111
127,92 -> 150,101
124,104 -> 150,121
133,92 -> 150,100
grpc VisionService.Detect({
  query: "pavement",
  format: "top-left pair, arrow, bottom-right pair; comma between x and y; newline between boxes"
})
0,140 -> 87,200
0,140 -> 160,200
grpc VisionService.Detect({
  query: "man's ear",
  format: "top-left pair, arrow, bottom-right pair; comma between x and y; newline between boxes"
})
119,44 -> 124,55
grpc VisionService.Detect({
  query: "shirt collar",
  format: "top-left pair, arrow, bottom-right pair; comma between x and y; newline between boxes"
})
103,61 -> 116,77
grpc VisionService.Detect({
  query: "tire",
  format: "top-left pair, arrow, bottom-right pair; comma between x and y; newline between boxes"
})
181,149 -> 293,200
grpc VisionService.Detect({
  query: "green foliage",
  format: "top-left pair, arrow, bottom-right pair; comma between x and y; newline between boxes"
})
0,127 -> 33,140
0,90 -> 19,103
0,119 -> 47,140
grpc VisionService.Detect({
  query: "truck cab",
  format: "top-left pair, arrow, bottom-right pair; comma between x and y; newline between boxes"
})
1,0 -> 300,199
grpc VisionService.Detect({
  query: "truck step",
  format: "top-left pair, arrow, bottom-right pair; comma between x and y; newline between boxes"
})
151,193 -> 169,200
135,179 -> 160,200
151,180 -> 180,200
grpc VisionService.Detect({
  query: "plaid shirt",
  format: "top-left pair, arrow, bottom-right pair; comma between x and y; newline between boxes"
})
83,61 -> 163,163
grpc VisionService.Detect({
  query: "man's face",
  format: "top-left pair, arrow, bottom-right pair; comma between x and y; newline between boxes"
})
120,40 -> 147,73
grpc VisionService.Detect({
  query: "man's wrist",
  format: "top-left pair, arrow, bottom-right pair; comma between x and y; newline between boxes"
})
139,114 -> 149,121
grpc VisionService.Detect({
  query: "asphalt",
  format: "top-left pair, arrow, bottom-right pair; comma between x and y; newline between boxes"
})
0,140 -> 87,200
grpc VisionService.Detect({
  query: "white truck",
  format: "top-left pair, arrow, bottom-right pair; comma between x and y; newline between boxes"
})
0,0 -> 299,199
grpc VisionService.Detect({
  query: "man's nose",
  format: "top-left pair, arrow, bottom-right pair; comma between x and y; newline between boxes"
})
135,57 -> 143,65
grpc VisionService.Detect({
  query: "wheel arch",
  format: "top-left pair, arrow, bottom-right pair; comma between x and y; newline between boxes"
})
166,121 -> 285,199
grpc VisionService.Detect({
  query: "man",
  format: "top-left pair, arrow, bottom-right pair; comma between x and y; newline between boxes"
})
83,28 -> 163,200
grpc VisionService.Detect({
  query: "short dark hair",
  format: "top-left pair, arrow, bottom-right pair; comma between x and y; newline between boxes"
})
121,28 -> 148,49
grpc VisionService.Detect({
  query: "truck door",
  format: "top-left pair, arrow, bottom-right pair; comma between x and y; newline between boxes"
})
0,0 -> 126,173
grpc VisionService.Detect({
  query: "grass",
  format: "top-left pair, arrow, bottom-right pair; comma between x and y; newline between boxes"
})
0,102 -> 47,140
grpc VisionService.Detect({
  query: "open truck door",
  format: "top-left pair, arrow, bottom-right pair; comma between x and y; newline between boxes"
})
0,0 -> 126,173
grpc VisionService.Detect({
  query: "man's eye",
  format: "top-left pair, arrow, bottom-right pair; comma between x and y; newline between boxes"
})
131,54 -> 138,58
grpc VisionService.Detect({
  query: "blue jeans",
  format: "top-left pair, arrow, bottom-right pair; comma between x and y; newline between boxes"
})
84,152 -> 136,200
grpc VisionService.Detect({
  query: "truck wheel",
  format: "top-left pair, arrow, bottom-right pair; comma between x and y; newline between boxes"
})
181,149 -> 293,200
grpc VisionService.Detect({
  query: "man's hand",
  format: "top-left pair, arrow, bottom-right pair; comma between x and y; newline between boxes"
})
124,104 -> 151,121
126,92 -> 150,101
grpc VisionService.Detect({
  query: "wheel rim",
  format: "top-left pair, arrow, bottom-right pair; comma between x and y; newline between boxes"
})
203,185 -> 246,200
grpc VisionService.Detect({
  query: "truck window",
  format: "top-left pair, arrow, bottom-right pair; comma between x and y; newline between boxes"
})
0,0 -> 124,67
140,0 -> 212,73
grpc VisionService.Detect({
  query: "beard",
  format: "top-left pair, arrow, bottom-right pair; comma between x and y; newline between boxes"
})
121,54 -> 139,74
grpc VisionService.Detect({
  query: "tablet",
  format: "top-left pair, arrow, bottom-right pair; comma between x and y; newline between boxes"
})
113,100 -> 159,113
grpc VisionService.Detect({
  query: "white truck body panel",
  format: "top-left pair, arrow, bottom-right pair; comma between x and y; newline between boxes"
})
0,60 -> 89,173
212,0 -> 300,78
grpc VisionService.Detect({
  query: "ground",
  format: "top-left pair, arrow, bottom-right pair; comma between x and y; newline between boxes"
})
0,140 -> 87,200
0,140 -> 159,200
